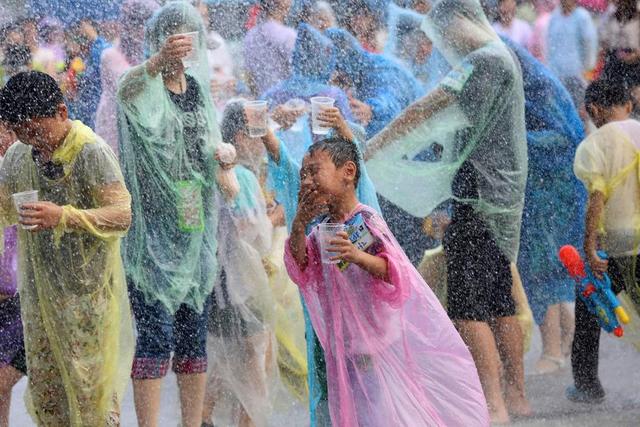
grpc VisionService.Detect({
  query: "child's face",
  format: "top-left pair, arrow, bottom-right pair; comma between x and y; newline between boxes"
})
9,104 -> 69,151
300,149 -> 355,204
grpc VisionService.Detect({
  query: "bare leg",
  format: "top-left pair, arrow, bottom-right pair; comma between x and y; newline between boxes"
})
535,304 -> 565,373
455,320 -> 510,424
493,316 -> 532,417
202,375 -> 221,425
132,378 -> 163,427
560,302 -> 576,357
0,365 -> 23,427
177,373 -> 207,427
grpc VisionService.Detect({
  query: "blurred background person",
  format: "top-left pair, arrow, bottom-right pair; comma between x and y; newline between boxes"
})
95,0 -> 159,156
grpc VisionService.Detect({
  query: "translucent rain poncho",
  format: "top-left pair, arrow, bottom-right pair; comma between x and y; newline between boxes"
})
501,37 -> 587,324
285,204 -> 489,426
117,1 -> 221,313
265,131 -> 381,426
366,0 -> 528,262
325,28 -> 422,137
206,165 -> 303,426
0,121 -> 133,426
262,23 -> 354,163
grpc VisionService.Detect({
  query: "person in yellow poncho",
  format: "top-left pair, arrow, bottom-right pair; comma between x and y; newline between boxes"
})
569,79 -> 640,404
0,71 -> 133,426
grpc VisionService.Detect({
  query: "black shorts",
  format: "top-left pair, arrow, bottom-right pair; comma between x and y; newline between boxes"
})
443,209 -> 516,321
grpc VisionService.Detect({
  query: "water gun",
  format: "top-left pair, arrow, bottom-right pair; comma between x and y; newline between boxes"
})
558,245 -> 630,337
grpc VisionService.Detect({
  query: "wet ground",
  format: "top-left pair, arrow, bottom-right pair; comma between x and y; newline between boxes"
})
10,325 -> 640,426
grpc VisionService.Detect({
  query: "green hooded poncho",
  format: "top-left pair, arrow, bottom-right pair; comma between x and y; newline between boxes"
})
117,1 -> 222,313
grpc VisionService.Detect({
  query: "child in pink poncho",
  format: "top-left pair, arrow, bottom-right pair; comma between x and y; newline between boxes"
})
285,137 -> 490,427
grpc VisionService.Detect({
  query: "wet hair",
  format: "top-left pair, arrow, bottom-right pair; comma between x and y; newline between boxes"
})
220,100 -> 248,145
584,79 -> 631,109
307,136 -> 361,186
3,44 -> 31,70
0,71 -> 64,124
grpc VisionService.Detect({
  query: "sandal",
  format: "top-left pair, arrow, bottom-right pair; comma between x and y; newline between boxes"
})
533,355 -> 566,375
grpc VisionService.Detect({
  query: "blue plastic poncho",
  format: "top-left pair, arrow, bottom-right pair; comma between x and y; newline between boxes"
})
117,2 -> 221,313
76,37 -> 111,128
502,37 -> 587,324
325,28 -> 421,137
262,24 -> 353,164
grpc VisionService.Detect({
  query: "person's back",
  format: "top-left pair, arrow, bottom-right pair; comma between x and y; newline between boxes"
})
546,5 -> 597,80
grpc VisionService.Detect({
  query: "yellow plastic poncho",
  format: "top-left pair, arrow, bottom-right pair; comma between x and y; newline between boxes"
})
574,119 -> 640,340
0,120 -> 133,426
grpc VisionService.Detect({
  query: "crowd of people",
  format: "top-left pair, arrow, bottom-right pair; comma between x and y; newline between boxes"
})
0,0 -> 639,426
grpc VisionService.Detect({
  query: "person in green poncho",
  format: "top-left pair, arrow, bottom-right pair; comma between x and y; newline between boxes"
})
366,0 -> 529,423
116,3 -> 223,427
0,70 -> 134,427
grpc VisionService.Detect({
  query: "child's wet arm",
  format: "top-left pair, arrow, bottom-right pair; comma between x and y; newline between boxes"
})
290,216 -> 309,269
584,190 -> 605,255
354,250 -> 389,281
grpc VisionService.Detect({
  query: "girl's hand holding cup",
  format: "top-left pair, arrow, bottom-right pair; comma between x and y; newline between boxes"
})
317,107 -> 354,142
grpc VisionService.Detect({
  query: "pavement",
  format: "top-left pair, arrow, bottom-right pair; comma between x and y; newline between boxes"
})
9,320 -> 640,426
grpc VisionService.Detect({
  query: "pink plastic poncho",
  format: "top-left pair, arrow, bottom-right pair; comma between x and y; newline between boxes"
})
285,204 -> 489,427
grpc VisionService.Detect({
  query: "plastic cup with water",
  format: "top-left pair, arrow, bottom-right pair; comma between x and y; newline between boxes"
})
245,100 -> 268,138
12,190 -> 39,230
179,31 -> 199,69
311,96 -> 335,135
318,223 -> 346,264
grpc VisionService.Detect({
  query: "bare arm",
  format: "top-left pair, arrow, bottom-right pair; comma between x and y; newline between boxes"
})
289,185 -> 328,269
353,251 -> 388,280
290,214 -> 310,269
584,191 -> 608,276
328,231 -> 388,280
364,88 -> 454,160
262,129 -> 281,163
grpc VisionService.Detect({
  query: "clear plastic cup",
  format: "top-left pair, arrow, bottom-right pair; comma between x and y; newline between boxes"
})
12,190 -> 39,230
245,100 -> 268,138
311,96 -> 335,135
285,98 -> 307,132
317,223 -> 346,264
179,31 -> 200,68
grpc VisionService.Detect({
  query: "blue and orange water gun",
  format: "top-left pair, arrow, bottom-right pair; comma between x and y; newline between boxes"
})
558,245 -> 630,337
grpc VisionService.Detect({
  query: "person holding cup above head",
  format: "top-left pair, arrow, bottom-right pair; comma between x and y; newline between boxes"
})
117,3 -> 225,427
0,70 -> 134,426
263,23 -> 354,164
